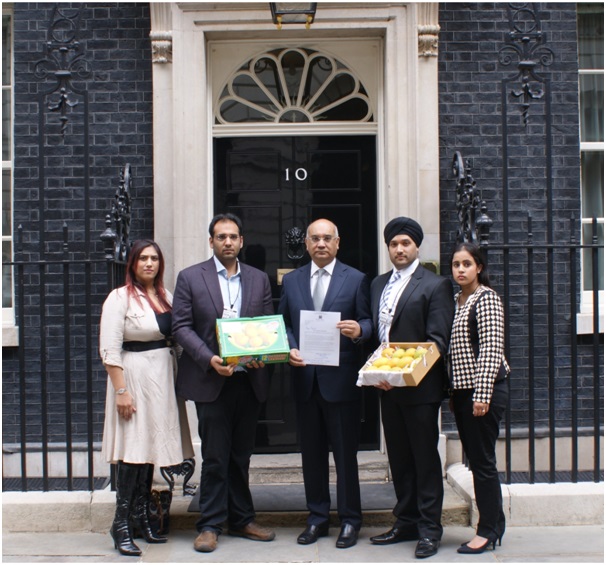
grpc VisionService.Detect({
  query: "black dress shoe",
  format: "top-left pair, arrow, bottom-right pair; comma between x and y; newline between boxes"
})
370,526 -> 418,545
297,523 -> 329,545
415,537 -> 440,559
336,523 -> 358,549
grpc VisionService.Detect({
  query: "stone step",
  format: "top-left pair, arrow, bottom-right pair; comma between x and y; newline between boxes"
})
1,453 -> 470,533
1,479 -> 469,534
169,479 -> 470,529
248,451 -> 391,485
167,451 -> 470,529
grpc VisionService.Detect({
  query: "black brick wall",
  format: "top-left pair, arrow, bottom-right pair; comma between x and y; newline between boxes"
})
3,3 -> 153,446
438,3 -> 603,432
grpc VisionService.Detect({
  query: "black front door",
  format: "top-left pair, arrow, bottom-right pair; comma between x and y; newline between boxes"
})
214,135 -> 379,452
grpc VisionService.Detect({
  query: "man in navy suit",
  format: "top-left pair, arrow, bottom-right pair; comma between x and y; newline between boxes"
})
172,213 -> 276,553
369,217 -> 454,559
278,218 -> 372,549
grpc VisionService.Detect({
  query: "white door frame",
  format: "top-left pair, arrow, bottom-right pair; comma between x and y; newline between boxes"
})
150,2 -> 441,289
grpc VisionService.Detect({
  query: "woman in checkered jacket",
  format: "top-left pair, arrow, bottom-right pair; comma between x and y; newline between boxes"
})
449,242 -> 509,555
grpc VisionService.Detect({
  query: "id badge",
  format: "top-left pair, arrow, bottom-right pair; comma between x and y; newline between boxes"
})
379,308 -> 393,327
222,307 -> 238,319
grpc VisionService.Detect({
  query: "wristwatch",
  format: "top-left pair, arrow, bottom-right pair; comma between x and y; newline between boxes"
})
116,387 -> 127,395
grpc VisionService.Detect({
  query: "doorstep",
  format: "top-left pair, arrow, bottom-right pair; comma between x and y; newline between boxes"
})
2,451 -> 469,534
1,479 -> 470,534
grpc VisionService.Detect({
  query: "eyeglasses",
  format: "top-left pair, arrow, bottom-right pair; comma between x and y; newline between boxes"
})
214,234 -> 240,242
307,235 -> 336,244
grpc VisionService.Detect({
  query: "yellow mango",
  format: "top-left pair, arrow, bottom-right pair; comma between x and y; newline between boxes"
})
231,333 -> 249,347
248,336 -> 263,348
244,323 -> 260,337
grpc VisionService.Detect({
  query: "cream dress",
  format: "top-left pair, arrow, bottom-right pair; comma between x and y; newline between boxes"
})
100,287 -> 194,466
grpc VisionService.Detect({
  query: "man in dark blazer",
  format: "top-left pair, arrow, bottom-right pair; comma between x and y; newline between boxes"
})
278,218 -> 373,549
172,213 -> 276,553
369,217 -> 454,559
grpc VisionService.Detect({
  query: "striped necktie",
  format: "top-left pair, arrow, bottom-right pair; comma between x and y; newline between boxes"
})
378,271 -> 402,343
312,268 -> 327,311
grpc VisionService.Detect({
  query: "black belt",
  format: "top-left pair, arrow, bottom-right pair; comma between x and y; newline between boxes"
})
123,339 -> 173,352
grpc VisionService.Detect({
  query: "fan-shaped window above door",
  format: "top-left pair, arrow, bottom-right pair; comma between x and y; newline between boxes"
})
215,48 -> 374,124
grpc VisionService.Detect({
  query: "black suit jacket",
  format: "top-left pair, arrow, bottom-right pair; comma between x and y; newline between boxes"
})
172,258 -> 274,403
278,259 -> 373,403
370,263 -> 454,405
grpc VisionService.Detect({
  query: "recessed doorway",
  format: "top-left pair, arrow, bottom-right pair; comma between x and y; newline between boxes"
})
214,134 -> 379,452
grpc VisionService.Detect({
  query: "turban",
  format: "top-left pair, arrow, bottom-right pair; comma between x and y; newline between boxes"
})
383,217 -> 424,247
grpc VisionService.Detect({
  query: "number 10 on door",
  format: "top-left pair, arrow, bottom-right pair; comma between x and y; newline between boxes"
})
284,168 -> 308,181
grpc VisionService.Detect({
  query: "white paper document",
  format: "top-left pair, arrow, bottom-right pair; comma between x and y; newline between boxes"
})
299,310 -> 341,366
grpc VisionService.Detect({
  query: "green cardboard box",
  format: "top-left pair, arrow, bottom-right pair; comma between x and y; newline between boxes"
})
216,315 -> 291,366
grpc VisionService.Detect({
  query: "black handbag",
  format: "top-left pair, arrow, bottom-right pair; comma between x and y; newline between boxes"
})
148,488 -> 173,536
468,289 -> 509,382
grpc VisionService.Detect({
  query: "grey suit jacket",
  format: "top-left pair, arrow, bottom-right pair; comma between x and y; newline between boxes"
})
172,257 -> 273,403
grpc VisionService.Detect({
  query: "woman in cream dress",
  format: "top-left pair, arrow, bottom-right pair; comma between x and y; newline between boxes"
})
100,239 -> 193,556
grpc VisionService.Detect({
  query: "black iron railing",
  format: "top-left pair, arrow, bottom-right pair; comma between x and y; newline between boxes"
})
5,225 -> 107,492
454,151 -> 604,484
3,163 -> 197,493
489,217 -> 602,484
3,164 -> 131,492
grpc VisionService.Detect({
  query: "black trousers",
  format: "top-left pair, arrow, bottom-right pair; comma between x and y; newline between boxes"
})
296,378 -> 362,530
452,385 -> 506,540
195,374 -> 261,534
381,394 -> 444,540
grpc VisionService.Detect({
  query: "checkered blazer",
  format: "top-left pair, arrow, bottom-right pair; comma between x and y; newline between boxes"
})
450,286 -> 509,404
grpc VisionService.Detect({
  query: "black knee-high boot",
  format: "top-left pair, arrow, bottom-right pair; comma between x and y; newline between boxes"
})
110,462 -> 142,556
131,464 -> 167,543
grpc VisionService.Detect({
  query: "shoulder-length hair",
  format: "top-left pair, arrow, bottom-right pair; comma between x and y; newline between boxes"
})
124,239 -> 171,312
451,241 -> 492,288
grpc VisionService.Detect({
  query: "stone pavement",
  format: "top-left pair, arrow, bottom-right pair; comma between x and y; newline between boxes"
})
2,524 -> 604,563
3,454 -> 603,563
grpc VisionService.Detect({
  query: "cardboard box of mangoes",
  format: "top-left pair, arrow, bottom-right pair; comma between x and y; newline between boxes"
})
356,342 -> 441,387
216,315 -> 290,366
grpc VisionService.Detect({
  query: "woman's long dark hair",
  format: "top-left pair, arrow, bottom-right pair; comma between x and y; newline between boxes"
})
451,241 -> 492,288
124,239 -> 171,312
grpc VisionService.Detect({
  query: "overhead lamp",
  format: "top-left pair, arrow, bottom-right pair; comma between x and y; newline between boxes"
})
270,3 -> 317,30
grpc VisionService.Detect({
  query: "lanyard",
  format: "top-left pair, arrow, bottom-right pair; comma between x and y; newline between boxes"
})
226,277 -> 241,309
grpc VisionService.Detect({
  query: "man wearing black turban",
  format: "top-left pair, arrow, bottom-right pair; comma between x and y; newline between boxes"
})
382,216 -> 424,248
369,217 -> 454,559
